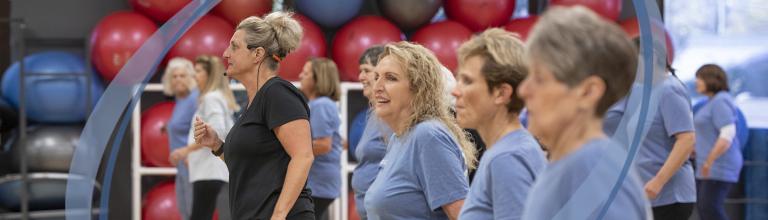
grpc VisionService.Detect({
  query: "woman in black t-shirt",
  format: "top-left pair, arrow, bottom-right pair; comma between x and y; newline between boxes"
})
193,11 -> 315,220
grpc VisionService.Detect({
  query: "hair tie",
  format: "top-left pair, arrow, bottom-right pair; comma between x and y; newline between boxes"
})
272,54 -> 282,62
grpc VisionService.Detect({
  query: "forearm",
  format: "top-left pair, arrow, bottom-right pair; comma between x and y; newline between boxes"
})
442,200 -> 464,220
706,138 -> 732,165
273,153 -> 314,218
311,137 -> 332,155
654,132 -> 695,184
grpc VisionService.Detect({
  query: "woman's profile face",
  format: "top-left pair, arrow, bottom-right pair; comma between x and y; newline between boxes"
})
517,60 -> 580,145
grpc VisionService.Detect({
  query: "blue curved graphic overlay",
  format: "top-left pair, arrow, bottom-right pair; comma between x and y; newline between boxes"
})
65,1 -> 221,219
551,0 -> 670,219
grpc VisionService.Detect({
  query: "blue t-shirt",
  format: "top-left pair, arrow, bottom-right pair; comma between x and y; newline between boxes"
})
459,129 -> 546,220
603,77 -> 697,206
365,120 -> 469,220
693,91 -> 743,182
307,96 -> 342,199
351,112 -> 393,219
167,89 -> 199,177
522,138 -> 649,220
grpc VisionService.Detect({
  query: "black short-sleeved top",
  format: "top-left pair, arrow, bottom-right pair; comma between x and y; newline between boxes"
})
223,77 -> 314,219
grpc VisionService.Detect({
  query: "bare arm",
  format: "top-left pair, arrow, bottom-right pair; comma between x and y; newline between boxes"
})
646,131 -> 695,198
271,119 -> 314,219
312,136 -> 333,155
442,200 -> 464,220
706,138 -> 732,167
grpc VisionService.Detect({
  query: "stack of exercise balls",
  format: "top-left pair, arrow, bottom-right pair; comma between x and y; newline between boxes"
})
0,49 -> 104,212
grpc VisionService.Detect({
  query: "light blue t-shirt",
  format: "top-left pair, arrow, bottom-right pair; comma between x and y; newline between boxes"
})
459,129 -> 546,220
307,96 -> 342,199
166,89 -> 198,218
365,120 -> 469,220
522,138 -> 649,220
603,77 -> 697,206
351,112 -> 393,219
693,91 -> 743,182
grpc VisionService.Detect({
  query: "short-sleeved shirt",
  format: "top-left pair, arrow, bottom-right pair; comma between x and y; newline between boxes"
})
351,113 -> 392,219
167,89 -> 198,178
459,129 -> 546,220
223,77 -> 314,219
603,76 -> 697,206
522,138 -> 650,220
307,96 -> 342,199
186,90 -> 233,182
365,120 -> 469,220
694,91 -> 743,182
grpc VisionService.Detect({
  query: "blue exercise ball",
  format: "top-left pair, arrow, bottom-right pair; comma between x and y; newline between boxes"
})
295,0 -> 363,28
1,51 -> 104,123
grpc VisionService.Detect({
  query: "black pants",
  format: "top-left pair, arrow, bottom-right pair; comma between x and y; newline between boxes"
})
191,180 -> 225,220
652,203 -> 694,220
312,197 -> 334,220
697,179 -> 733,220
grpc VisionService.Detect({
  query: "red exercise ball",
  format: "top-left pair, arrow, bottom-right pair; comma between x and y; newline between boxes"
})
90,11 -> 157,82
411,21 -> 472,72
549,0 -> 622,21
504,16 -> 539,41
620,17 -> 674,64
278,14 -> 326,81
212,0 -> 273,26
141,101 -> 175,167
332,16 -> 402,81
143,181 -> 181,220
167,15 -> 234,63
444,0 -> 516,32
129,0 -> 191,23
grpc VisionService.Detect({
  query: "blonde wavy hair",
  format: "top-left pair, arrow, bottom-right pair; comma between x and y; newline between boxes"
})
309,57 -> 341,101
380,41 -> 477,169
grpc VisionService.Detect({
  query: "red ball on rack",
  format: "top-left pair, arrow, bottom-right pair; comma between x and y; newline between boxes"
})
143,181 -> 181,220
332,16 -> 402,82
411,20 -> 473,72
90,11 -> 157,82
141,101 -> 175,167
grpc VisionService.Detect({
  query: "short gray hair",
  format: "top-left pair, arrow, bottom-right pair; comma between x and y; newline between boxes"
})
526,6 -> 637,116
161,57 -> 197,96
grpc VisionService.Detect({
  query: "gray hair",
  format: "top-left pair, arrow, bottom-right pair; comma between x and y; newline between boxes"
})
162,57 -> 197,96
526,6 -> 637,116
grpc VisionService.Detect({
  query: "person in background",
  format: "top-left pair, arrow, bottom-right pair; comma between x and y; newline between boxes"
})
350,46 -> 393,220
170,55 -> 239,220
364,42 -> 476,220
603,37 -> 697,219
518,6 -> 649,220
453,28 -> 547,220
193,12 -> 315,219
693,64 -> 742,220
162,57 -> 199,220
298,57 -> 343,220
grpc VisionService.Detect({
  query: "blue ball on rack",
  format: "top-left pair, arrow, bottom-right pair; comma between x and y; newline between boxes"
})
1,51 -> 104,123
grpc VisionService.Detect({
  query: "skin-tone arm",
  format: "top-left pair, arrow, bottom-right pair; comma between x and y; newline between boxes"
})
442,200 -> 465,220
312,137 -> 333,155
701,138 -> 732,177
645,131 -> 695,199
271,119 -> 314,220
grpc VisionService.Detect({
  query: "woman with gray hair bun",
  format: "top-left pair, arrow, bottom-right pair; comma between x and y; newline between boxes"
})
364,41 -> 475,220
193,11 -> 315,220
518,6 -> 650,220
